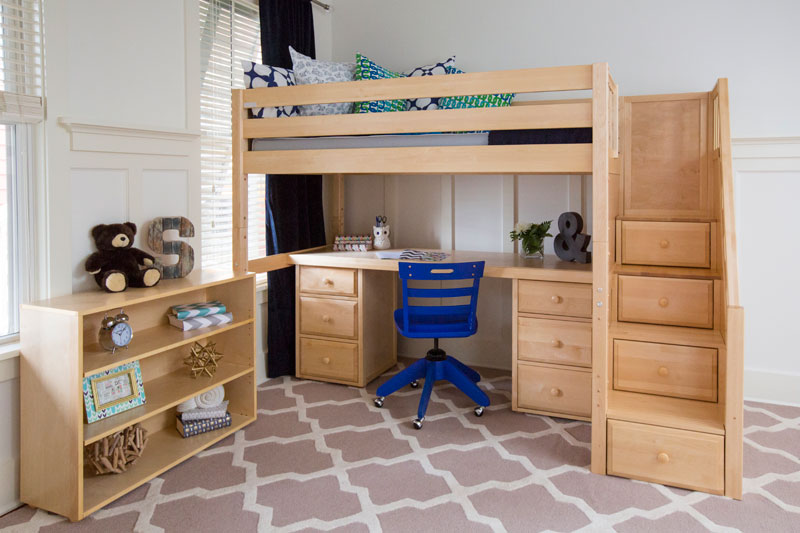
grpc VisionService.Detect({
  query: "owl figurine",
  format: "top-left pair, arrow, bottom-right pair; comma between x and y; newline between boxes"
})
373,224 -> 391,250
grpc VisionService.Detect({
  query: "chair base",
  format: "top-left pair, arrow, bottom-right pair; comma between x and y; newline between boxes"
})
375,351 -> 490,428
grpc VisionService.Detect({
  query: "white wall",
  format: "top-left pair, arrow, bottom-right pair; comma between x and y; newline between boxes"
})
328,0 -> 800,402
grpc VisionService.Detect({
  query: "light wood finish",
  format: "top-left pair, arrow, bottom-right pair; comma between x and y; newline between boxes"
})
517,363 -> 592,418
247,245 -> 329,274
243,102 -> 592,139
298,337 -> 358,383
299,266 -> 357,297
299,296 -> 358,339
620,221 -> 711,268
517,316 -> 592,367
289,249 -> 593,283
623,94 -> 710,218
725,305 -> 744,499
20,272 -> 257,520
610,321 -> 724,349
607,389 -> 724,435
244,144 -> 593,175
617,275 -> 713,329
613,340 -> 717,402
361,269 -> 397,384
231,89 -> 248,275
518,280 -> 592,318
239,65 -> 593,108
607,420 -> 724,494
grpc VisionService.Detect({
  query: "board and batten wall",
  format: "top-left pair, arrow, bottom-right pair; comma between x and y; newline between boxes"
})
328,0 -> 800,405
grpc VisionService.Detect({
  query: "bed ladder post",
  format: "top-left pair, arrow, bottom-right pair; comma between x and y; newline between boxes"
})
590,62 -> 611,475
232,88 -> 248,275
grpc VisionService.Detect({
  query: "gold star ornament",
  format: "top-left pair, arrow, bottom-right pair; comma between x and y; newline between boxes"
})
184,341 -> 224,378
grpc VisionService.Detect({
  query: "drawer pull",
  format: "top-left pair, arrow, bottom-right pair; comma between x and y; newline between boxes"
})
551,295 -> 563,304
322,357 -> 331,365
658,297 -> 669,308
657,366 -> 670,377
657,452 -> 670,464
551,339 -> 563,348
322,315 -> 331,323
322,277 -> 333,285
549,387 -> 562,397
659,239 -> 670,249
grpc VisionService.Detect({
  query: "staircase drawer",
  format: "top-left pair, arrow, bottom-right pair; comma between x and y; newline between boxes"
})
621,221 -> 711,268
300,296 -> 358,339
518,280 -> 591,318
517,364 -> 591,417
613,340 -> 717,402
518,317 -> 592,367
607,420 -> 724,494
617,275 -> 713,329
300,266 -> 357,297
298,337 -> 358,383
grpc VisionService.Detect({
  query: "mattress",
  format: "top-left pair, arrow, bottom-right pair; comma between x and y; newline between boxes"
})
251,132 -> 489,151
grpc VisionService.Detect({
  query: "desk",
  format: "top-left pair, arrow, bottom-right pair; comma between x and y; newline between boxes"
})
290,249 -> 594,421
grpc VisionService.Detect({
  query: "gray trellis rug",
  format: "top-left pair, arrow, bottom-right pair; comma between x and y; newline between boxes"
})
2,360 -> 799,532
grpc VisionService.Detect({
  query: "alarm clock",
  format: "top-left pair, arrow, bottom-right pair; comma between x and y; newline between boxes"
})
98,309 -> 133,353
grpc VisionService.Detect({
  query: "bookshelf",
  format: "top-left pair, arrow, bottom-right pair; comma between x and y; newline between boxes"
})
19,270 -> 256,521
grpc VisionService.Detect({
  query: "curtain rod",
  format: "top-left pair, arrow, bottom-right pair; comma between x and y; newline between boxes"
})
310,0 -> 330,10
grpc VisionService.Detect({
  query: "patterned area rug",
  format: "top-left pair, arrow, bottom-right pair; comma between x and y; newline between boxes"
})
2,361 -> 800,532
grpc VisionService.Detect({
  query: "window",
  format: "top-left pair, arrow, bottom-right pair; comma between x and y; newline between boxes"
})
0,0 -> 43,341
199,0 -> 267,273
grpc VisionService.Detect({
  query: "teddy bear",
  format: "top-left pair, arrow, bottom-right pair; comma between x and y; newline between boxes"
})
85,222 -> 162,292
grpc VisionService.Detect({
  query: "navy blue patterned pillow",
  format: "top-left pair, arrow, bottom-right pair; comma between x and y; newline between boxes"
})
241,60 -> 299,118
406,56 -> 455,111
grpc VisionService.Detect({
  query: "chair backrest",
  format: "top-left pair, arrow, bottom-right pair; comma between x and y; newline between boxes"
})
398,261 -> 485,336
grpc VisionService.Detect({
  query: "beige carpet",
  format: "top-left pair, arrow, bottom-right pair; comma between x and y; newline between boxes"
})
2,361 -> 800,532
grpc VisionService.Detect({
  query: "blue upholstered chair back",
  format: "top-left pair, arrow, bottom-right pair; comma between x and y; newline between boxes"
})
397,261 -> 485,338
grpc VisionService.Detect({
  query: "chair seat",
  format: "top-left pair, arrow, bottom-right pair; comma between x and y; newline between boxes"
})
394,307 -> 478,338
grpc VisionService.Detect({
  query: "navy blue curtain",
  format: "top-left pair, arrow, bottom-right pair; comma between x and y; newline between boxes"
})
260,0 -> 325,378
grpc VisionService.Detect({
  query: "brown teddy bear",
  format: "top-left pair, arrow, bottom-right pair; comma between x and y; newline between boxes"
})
85,222 -> 161,292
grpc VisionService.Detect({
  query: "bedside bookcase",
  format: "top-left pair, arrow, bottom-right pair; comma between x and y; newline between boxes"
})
19,270 -> 256,521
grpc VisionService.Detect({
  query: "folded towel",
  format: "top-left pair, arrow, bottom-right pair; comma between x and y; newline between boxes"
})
195,385 -> 225,409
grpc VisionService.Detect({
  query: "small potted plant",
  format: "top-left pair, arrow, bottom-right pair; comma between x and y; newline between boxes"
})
510,221 -> 552,259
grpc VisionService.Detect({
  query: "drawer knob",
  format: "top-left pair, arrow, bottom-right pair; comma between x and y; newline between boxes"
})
658,297 -> 669,308
323,277 -> 333,286
657,452 -> 670,464
322,315 -> 331,323
322,357 -> 331,365
551,295 -> 563,304
658,366 -> 670,377
551,339 -> 563,348
660,239 -> 670,249
549,387 -> 562,397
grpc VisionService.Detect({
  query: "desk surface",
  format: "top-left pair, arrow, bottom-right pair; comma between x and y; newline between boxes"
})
289,249 -> 592,283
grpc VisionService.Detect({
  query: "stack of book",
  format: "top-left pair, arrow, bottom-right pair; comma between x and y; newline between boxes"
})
176,385 -> 231,438
168,300 -> 233,331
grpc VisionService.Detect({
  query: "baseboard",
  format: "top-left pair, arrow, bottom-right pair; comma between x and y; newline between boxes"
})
743,367 -> 800,407
0,456 -> 19,516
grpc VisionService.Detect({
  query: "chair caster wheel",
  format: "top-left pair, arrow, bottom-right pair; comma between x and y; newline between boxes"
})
474,406 -> 485,417
412,418 -> 423,430
374,397 -> 385,408
410,380 -> 419,389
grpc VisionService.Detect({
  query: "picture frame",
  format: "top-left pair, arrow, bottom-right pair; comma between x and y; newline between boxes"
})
83,361 -> 146,424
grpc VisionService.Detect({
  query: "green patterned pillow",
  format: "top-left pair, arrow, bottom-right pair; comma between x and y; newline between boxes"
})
438,67 -> 515,109
353,53 -> 407,113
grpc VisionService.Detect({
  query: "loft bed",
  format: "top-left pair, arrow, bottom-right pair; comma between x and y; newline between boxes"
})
229,63 -> 743,499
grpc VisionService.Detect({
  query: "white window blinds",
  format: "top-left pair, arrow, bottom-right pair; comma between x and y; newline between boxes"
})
0,0 -> 43,123
199,0 -> 266,272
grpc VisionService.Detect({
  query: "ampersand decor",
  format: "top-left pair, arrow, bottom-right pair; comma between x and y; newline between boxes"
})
554,212 -> 592,264
147,216 -> 195,279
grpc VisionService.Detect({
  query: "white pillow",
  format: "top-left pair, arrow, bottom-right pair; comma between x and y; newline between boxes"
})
289,46 -> 356,116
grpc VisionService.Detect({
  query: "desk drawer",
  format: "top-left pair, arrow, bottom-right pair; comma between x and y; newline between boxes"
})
518,281 -> 591,318
614,340 -> 717,402
299,266 -> 357,297
617,276 -> 713,329
621,221 -> 711,268
518,317 -> 592,367
299,337 -> 358,383
607,420 -> 724,494
517,364 -> 591,417
300,296 -> 358,339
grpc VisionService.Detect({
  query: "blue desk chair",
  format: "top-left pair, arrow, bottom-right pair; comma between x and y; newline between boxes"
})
374,261 -> 490,429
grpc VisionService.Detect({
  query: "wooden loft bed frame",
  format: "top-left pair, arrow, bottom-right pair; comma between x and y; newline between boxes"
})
229,63 -> 743,498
